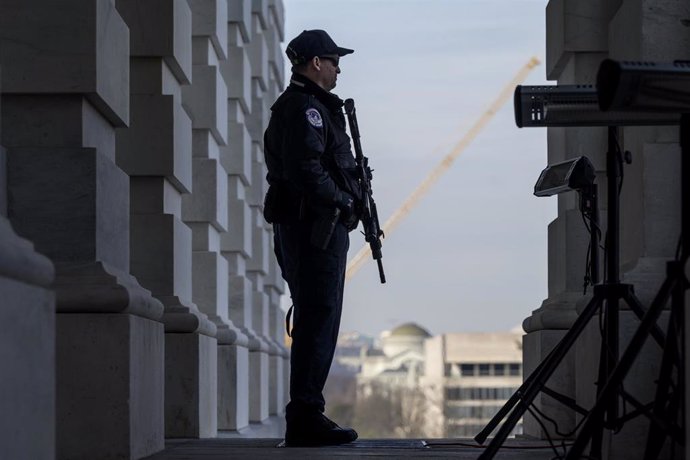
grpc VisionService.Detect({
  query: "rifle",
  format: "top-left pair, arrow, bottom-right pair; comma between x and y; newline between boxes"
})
344,98 -> 386,284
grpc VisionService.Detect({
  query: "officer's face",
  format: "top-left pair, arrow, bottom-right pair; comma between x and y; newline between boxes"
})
318,55 -> 341,91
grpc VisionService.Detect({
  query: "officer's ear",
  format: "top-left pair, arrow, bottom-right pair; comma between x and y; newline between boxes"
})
311,56 -> 322,71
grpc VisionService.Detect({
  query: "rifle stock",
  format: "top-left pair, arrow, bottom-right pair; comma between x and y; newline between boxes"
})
344,98 -> 386,284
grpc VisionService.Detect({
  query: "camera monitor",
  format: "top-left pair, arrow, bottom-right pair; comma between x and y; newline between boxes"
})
534,156 -> 596,197
515,85 -> 679,127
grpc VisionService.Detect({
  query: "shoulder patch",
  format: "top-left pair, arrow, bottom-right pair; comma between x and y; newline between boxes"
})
305,108 -> 323,128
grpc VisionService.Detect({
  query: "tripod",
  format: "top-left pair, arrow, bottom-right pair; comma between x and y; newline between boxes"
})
564,116 -> 689,460
475,126 -> 667,459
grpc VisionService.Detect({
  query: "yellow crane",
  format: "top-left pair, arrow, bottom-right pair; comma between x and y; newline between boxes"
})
346,56 -> 541,280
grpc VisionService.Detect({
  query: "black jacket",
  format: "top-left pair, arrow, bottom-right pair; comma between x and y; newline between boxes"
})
263,73 -> 361,223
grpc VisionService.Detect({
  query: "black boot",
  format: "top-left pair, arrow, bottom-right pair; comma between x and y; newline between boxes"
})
285,411 -> 358,447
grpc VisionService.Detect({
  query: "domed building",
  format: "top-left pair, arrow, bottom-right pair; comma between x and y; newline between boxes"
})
381,322 -> 431,357
358,322 -> 431,391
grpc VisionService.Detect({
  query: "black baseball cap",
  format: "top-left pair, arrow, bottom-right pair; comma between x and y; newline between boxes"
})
286,30 -> 354,65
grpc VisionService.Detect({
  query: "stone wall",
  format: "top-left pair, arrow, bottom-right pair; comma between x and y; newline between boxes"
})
0,0 -> 286,458
526,1 -> 689,458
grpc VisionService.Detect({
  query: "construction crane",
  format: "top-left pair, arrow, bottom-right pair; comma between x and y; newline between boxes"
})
345,56 -> 541,280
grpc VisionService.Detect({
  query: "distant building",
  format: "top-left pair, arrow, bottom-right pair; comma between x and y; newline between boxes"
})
334,324 -> 524,438
357,323 -> 430,394
332,331 -> 375,374
423,331 -> 523,438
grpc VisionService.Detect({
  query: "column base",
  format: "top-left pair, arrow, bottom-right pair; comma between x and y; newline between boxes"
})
218,343 -> 250,431
217,415 -> 286,438
165,332 -> 218,438
523,291 -> 582,333
249,350 -> 269,423
576,310 -> 671,460
522,329 -> 575,439
0,217 -> 55,460
56,313 -> 165,460
268,341 -> 288,416
159,296 -> 216,336
0,275 -> 55,460
54,261 -> 164,319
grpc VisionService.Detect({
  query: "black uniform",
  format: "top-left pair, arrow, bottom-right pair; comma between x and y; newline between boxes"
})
264,72 -> 361,417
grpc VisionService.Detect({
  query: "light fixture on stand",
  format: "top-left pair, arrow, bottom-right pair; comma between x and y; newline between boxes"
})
476,84 -> 674,460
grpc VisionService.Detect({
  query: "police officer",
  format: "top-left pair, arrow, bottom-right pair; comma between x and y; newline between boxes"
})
263,29 -> 361,446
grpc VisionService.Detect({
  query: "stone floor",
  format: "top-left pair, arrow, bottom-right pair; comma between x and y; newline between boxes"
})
143,417 -> 564,459
143,438 -> 563,459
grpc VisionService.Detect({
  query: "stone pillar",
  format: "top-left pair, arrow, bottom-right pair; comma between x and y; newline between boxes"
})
266,255 -> 288,417
266,1 -> 290,411
221,0 -> 261,430
245,148 -> 271,423
0,2 -> 166,458
243,0 -> 278,423
578,1 -> 687,457
261,41 -> 287,413
530,1 -> 689,456
0,65 -> 56,460
183,0 -> 253,434
115,0 -> 218,439
522,0 -> 612,439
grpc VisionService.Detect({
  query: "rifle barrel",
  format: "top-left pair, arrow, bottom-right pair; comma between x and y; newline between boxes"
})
344,98 -> 386,284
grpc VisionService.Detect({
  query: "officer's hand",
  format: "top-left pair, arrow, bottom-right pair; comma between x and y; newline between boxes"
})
336,191 -> 359,231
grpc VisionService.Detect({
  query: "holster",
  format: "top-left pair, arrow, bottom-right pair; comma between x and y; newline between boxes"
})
310,207 -> 341,250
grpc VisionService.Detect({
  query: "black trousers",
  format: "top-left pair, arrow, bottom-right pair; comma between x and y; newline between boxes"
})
273,220 -> 349,415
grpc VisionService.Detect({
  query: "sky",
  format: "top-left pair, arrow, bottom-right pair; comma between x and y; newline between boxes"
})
280,0 -> 555,337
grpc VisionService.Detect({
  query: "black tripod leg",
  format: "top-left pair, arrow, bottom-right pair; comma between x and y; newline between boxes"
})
643,311 -> 677,459
644,276 -> 685,460
565,275 -> 676,460
590,302 -> 613,458
477,295 -> 603,459
474,331 -> 589,445
475,338 -> 565,444
474,375 -> 529,444
624,292 -> 666,346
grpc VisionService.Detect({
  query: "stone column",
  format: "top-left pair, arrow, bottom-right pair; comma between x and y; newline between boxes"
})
266,255 -> 288,417
115,0 -> 218,439
522,0 -> 612,439
0,65 -> 56,460
221,0 -> 265,429
265,0 -> 289,417
245,149 -> 271,424
243,0 -> 279,423
183,0 -> 252,434
530,1 -> 688,456
576,1 -> 687,457
0,2 -> 166,458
